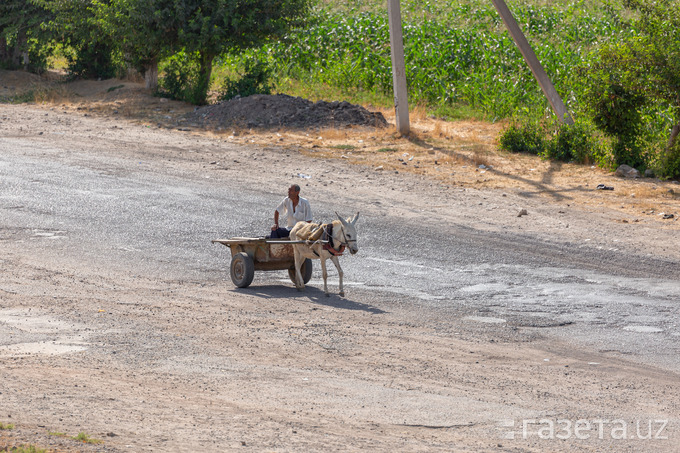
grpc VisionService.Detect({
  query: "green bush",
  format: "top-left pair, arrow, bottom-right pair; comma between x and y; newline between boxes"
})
586,83 -> 646,168
26,41 -> 50,75
66,41 -> 121,80
544,120 -> 606,164
651,141 -> 680,179
500,119 -> 612,166
157,51 -> 204,105
499,122 -> 545,155
217,59 -> 272,101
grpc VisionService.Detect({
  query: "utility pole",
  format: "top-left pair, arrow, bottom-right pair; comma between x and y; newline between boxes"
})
490,0 -> 573,124
387,0 -> 410,135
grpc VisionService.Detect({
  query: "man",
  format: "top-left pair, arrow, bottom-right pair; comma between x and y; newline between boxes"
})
269,184 -> 312,238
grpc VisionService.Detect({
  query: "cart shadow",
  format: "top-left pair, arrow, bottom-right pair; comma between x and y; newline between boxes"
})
240,285 -> 387,314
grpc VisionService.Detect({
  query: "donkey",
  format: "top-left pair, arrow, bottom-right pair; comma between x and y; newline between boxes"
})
289,212 -> 360,296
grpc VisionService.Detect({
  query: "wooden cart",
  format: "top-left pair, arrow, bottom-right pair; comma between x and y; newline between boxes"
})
212,237 -> 314,288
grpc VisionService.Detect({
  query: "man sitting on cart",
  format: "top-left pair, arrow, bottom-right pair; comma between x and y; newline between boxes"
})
269,184 -> 313,238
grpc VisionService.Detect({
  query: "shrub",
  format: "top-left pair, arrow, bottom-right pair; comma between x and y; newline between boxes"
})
157,51 -> 204,105
500,118 -> 614,167
651,141 -> 680,180
499,122 -> 545,155
544,120 -> 606,164
65,42 -> 120,79
586,83 -> 646,168
217,59 -> 272,101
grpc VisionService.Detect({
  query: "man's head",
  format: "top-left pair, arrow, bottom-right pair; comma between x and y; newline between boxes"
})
288,184 -> 301,198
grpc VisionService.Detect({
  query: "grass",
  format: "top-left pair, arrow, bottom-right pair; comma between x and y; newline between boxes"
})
273,77 -> 393,109
0,446 -> 47,453
0,423 -> 46,453
72,432 -> 102,444
0,91 -> 36,104
0,84 -> 70,105
48,430 -> 102,444
472,150 -> 493,167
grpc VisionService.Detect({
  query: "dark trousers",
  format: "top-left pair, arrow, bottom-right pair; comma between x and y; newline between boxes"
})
269,227 -> 290,239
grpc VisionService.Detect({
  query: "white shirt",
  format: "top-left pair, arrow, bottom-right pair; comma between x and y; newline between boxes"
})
276,196 -> 312,228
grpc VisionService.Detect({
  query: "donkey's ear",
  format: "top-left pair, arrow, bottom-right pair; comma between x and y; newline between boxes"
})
351,212 -> 360,225
336,212 -> 349,227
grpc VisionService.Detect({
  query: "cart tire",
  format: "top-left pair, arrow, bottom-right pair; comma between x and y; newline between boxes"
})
230,252 -> 255,288
288,259 -> 313,285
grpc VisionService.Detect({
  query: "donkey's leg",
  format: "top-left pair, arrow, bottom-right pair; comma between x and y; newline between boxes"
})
319,256 -> 329,296
293,246 -> 305,290
330,255 -> 344,296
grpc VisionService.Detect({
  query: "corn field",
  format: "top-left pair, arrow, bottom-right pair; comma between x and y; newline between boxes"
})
243,0 -> 632,120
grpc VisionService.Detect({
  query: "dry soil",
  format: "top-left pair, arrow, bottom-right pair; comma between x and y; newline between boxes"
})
1,71 -> 679,452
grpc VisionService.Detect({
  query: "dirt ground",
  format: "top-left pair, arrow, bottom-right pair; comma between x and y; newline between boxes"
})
1,70 -> 679,452
3,69 -> 677,224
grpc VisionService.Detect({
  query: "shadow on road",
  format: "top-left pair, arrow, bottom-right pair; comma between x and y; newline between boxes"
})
235,285 -> 387,314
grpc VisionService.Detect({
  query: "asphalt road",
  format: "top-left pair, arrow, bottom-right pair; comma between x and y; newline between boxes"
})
2,121 -> 680,377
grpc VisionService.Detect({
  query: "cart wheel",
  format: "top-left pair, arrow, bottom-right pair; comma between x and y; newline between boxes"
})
288,259 -> 313,284
230,252 -> 254,288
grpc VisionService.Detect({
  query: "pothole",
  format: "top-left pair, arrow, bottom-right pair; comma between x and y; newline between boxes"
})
0,308 -> 90,356
623,325 -> 664,333
0,341 -> 88,356
511,318 -> 573,328
463,316 -> 507,324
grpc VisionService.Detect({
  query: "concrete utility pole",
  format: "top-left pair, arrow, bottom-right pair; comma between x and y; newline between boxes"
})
387,0 -> 410,135
490,0 -> 573,124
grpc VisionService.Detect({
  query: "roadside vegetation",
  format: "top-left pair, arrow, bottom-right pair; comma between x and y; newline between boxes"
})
0,446 -> 47,453
0,422 -> 46,453
0,424 -> 100,451
48,430 -> 102,444
1,0 -> 679,178
71,432 -> 102,444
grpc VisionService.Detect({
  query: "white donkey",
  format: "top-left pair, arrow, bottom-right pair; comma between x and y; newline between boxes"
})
289,212 -> 360,296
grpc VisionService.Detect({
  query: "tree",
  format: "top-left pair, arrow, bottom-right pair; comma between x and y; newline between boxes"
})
94,0 -> 182,90
623,0 -> 680,153
174,0 -> 312,104
96,0 -> 311,100
0,0 -> 53,71
35,0 -> 120,79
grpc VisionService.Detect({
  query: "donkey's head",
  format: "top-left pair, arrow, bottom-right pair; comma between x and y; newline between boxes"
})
336,212 -> 360,255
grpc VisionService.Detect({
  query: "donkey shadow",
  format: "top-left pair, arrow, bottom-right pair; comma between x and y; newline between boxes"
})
241,284 -> 386,314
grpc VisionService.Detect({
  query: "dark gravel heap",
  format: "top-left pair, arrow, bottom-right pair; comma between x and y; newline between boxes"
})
183,94 -> 388,130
